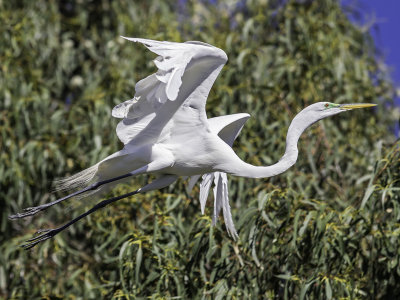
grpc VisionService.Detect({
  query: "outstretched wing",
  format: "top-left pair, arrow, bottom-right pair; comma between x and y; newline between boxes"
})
112,37 -> 228,145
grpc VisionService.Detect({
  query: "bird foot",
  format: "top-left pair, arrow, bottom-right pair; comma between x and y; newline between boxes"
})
21,228 -> 60,250
9,206 -> 44,220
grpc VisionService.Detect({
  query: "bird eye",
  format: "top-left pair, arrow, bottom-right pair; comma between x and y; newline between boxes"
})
325,103 -> 329,108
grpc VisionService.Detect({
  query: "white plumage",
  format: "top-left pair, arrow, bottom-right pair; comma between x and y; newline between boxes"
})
10,37 -> 376,249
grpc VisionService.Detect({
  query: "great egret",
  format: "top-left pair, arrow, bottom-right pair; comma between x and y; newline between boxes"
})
10,38 -> 376,249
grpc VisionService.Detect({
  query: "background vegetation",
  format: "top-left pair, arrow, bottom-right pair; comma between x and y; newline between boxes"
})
1,0 -> 399,298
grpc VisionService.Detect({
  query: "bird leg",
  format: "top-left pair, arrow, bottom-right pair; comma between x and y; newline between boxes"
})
21,189 -> 141,250
9,166 -> 151,220
21,175 -> 178,250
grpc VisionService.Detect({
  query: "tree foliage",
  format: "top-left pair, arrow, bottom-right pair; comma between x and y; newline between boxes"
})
1,0 -> 399,298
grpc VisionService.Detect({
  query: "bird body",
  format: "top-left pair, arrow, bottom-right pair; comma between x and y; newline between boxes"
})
10,37 -> 376,249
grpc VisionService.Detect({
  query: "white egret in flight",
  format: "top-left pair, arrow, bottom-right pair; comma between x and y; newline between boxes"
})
10,37 -> 376,249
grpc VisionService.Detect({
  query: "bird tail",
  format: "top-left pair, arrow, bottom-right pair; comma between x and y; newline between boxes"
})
53,149 -> 147,204
53,151 -> 141,196
53,163 -> 100,193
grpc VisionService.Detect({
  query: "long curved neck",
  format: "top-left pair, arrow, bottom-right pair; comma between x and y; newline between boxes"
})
225,113 -> 311,178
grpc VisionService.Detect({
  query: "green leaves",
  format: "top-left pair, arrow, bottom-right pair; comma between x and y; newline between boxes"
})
1,0 -> 399,298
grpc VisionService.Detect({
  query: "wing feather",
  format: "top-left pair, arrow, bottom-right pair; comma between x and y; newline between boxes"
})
110,37 -> 240,236
187,114 -> 249,237
112,37 -> 228,145
120,37 -> 193,103
199,173 -> 213,214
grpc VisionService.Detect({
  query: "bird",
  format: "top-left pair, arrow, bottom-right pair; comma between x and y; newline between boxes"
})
9,37 -> 376,249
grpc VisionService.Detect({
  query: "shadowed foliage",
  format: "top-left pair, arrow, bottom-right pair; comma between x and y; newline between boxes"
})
1,0 -> 399,298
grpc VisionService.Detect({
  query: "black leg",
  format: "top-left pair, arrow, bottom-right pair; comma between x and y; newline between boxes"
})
9,171 -> 139,220
21,189 -> 140,250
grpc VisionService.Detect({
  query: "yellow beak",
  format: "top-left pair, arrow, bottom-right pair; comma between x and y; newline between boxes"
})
340,103 -> 377,110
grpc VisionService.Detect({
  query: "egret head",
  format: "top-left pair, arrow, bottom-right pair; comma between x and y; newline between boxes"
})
297,102 -> 377,125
